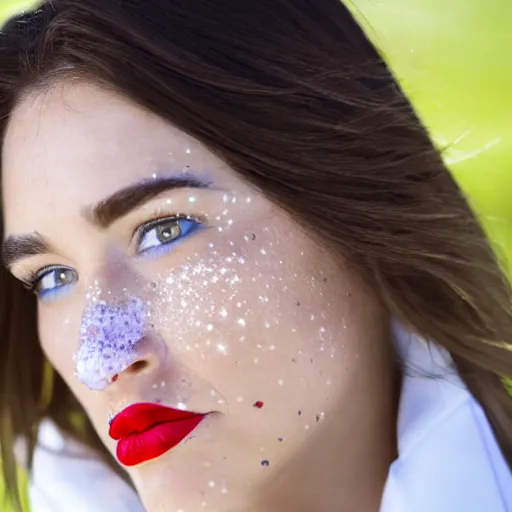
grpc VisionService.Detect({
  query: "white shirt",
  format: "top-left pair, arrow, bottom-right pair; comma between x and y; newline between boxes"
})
380,325 -> 512,512
28,325 -> 512,512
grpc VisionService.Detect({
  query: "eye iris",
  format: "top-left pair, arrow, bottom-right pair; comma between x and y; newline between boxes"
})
57,269 -> 73,285
156,221 -> 181,243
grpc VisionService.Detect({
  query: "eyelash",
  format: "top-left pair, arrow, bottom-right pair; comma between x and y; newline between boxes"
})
24,213 -> 206,300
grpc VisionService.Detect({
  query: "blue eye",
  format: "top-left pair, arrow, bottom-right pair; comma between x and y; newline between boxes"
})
30,266 -> 78,301
137,216 -> 204,257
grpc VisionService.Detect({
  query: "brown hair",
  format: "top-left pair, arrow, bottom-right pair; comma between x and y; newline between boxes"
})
0,0 -> 511,509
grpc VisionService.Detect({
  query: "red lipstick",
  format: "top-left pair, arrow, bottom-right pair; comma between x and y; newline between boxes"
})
109,402 -> 206,466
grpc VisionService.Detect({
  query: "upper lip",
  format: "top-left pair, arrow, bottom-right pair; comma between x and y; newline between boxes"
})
109,402 -> 204,440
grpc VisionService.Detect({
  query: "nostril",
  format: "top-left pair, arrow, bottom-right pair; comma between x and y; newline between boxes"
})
128,360 -> 149,373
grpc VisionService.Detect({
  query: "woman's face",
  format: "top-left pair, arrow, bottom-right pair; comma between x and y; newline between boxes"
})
2,82 -> 391,511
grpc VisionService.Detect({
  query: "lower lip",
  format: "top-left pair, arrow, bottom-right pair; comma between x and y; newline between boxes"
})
116,415 -> 205,466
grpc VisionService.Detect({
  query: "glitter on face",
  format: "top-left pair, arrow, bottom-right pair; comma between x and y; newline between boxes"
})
74,297 -> 146,390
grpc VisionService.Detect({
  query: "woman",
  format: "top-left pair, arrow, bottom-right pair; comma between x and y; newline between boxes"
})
0,1 -> 510,511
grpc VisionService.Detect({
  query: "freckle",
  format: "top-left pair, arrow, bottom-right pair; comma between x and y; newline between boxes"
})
323,277 -> 328,282
261,460 -> 270,467
291,358 -> 297,363
278,437 -> 283,442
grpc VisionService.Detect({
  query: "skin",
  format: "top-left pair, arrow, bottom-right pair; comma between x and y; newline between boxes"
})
2,82 -> 398,512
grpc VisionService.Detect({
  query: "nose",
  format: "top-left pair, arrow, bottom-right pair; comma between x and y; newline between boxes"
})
74,296 -> 151,391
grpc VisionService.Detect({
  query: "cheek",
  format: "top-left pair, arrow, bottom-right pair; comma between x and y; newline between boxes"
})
148,218 -> 363,418
38,306 -> 76,380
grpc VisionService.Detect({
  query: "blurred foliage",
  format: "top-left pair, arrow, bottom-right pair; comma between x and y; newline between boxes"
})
0,0 -> 511,510
348,0 -> 512,277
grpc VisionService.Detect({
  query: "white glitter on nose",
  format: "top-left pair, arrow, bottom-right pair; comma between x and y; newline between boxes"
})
74,297 -> 145,391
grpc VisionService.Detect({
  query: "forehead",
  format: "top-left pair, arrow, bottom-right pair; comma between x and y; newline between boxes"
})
1,82 -> 242,235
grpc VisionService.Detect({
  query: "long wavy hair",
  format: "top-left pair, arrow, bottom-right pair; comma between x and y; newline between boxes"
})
0,1 -> 511,510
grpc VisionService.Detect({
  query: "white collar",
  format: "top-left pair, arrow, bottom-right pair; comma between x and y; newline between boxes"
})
381,323 -> 512,512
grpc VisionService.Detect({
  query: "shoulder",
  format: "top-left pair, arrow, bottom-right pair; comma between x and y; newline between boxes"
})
26,419 -> 145,512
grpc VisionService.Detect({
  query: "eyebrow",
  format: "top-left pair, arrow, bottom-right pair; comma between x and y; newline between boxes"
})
2,232 -> 50,270
2,175 -> 210,269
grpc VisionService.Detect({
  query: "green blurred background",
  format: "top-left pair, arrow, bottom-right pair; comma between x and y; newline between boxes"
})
0,0 -> 511,510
